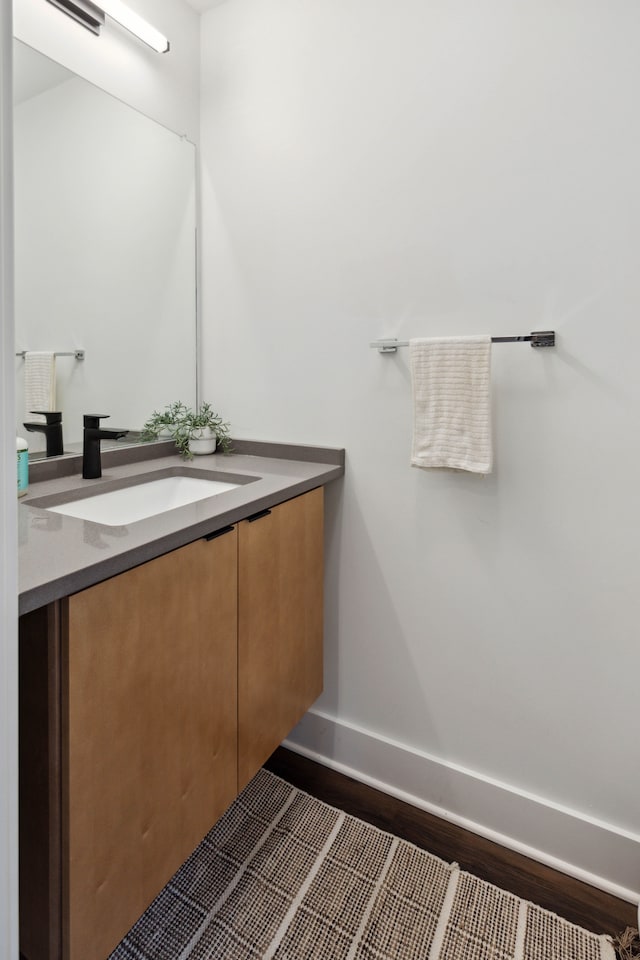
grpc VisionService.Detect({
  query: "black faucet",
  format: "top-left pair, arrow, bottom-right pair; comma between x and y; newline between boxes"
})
23,411 -> 64,458
82,415 -> 128,479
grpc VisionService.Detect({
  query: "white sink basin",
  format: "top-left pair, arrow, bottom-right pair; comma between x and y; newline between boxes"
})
47,475 -> 240,526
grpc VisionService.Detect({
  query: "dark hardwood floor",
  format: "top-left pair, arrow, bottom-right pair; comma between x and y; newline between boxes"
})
265,747 -> 637,940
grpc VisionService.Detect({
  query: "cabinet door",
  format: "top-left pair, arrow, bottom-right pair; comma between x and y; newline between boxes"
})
238,488 -> 323,790
62,529 -> 238,960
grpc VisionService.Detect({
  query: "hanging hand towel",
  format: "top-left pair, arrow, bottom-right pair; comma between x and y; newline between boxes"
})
410,336 -> 492,474
24,351 -> 56,423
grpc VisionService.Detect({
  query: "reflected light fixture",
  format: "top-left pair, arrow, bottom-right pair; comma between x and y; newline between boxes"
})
45,0 -> 170,53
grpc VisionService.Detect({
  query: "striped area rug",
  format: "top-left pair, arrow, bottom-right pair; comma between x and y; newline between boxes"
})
110,768 -> 615,960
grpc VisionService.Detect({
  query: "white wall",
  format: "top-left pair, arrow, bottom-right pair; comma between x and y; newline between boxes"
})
14,0 -> 199,140
0,0 -> 18,953
200,0 -> 640,899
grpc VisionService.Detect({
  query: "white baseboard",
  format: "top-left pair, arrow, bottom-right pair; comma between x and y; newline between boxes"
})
284,709 -> 640,906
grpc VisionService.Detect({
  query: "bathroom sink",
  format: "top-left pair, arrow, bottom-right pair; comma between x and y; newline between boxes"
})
45,475 -> 242,526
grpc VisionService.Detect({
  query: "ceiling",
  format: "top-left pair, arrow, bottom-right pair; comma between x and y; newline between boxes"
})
183,0 -> 228,12
13,42 -> 72,105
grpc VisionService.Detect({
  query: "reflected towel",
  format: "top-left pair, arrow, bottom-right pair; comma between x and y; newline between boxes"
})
24,351 -> 56,423
410,336 -> 492,474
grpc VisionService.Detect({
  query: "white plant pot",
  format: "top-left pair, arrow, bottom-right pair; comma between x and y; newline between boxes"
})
188,427 -> 217,456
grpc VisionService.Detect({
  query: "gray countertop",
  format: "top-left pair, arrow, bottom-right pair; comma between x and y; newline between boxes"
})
19,440 -> 345,615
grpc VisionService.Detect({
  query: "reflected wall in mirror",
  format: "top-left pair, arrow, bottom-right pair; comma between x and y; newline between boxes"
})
13,41 -> 197,459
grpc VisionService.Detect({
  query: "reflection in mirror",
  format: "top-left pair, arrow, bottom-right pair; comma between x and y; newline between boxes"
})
13,41 -> 197,459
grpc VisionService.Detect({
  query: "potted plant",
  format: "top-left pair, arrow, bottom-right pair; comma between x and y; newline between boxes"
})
140,401 -> 189,441
142,401 -> 231,459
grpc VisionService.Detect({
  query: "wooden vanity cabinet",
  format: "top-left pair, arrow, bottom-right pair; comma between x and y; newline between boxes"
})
19,487 -> 324,960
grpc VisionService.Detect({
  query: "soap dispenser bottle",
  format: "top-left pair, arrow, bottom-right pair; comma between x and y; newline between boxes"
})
17,435 -> 28,497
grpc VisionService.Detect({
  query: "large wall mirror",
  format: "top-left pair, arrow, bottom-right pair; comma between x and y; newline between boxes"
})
13,40 -> 197,459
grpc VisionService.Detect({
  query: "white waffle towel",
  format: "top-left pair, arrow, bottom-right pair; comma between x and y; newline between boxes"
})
410,336 -> 492,474
24,351 -> 56,422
